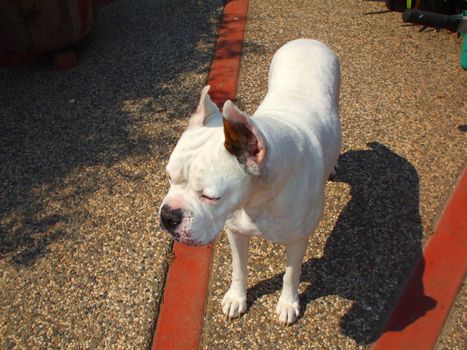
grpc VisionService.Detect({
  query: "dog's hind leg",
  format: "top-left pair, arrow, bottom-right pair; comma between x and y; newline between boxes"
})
276,237 -> 308,324
222,231 -> 250,319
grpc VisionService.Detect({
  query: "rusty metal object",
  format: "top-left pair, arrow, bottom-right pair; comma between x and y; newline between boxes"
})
0,0 -> 94,54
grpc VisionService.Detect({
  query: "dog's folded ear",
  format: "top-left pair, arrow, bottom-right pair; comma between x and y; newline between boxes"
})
222,100 -> 266,176
189,85 -> 220,128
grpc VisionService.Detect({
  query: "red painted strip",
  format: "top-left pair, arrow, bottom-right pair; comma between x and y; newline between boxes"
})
151,1 -> 248,350
152,243 -> 213,350
208,0 -> 249,107
373,168 -> 467,350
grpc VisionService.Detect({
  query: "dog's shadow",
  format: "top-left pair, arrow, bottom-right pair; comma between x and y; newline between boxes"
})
247,142 -> 435,344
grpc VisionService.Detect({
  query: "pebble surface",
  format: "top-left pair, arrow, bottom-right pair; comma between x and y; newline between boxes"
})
2,0 -> 465,348
434,281 -> 466,350
0,0 -> 222,348
201,0 -> 466,349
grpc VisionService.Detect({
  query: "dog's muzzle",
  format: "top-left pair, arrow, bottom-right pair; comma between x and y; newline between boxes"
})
160,204 -> 183,238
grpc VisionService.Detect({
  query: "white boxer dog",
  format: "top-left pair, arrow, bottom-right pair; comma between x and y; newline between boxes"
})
159,39 -> 341,324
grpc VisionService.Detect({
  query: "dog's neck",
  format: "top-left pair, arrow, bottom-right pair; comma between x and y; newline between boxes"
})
241,115 -> 308,210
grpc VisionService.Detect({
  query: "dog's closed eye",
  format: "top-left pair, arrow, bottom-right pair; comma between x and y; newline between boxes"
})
200,194 -> 221,203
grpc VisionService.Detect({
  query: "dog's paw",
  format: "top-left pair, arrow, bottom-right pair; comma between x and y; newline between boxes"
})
275,297 -> 300,325
221,288 -> 247,319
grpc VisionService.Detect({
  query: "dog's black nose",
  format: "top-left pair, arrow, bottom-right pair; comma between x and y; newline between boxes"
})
160,204 -> 183,234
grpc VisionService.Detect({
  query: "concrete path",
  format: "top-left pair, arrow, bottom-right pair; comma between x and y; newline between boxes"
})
1,0 -> 465,349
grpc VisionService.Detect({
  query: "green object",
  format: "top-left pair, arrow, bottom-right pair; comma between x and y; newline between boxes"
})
462,10 -> 467,69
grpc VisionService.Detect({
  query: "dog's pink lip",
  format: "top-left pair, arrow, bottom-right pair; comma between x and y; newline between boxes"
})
177,233 -> 217,247
177,237 -> 203,247
159,225 -> 203,246
159,215 -> 219,247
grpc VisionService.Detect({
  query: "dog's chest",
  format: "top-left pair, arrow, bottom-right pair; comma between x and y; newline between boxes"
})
225,206 -> 311,243
225,209 -> 261,237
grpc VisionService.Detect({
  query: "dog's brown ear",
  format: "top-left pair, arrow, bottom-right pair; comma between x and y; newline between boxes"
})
222,100 -> 266,176
188,86 -> 219,128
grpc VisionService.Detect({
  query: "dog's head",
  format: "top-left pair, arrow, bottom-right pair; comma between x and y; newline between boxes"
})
159,86 -> 267,246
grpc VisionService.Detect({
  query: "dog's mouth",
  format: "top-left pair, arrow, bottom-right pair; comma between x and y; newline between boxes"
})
175,236 -> 203,247
160,224 -> 217,247
169,232 -> 204,247
159,211 -> 222,246
159,217 -> 204,247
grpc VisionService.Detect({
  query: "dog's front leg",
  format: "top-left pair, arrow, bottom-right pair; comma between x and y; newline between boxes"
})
276,237 -> 308,324
222,230 -> 250,319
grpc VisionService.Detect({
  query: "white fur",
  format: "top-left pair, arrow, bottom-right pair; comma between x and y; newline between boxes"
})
160,39 -> 341,324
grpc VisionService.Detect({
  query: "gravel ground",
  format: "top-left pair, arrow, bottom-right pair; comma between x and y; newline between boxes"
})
201,0 -> 466,349
435,280 -> 466,350
0,0 -> 222,348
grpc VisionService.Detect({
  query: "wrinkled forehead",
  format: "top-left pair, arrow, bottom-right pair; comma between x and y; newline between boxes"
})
166,127 -> 247,188
166,127 -> 221,179
166,146 -> 192,184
